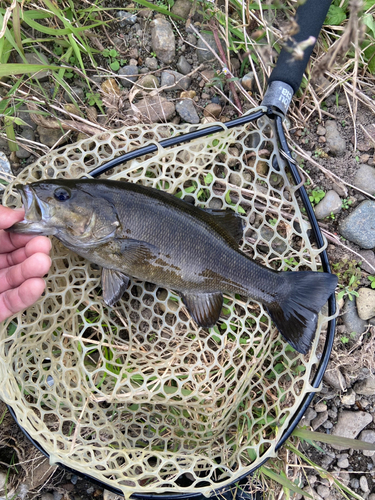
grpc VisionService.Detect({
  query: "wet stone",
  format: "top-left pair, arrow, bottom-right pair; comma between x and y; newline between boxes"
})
325,120 -> 346,156
161,70 -> 191,91
353,164 -> 375,196
331,410 -> 372,450
339,201 -> 375,249
175,98 -> 199,124
314,190 -> 342,220
176,55 -> 192,75
342,297 -> 367,338
151,18 -> 176,64
118,66 -> 138,87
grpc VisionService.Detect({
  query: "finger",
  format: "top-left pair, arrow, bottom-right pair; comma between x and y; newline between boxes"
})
0,236 -> 52,270
0,253 -> 51,294
0,278 -> 46,323
0,206 -> 25,230
0,231 -> 39,254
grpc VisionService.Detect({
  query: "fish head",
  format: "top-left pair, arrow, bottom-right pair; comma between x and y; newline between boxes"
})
7,180 -> 120,246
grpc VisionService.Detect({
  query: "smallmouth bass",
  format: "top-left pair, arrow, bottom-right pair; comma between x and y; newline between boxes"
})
7,179 -> 337,354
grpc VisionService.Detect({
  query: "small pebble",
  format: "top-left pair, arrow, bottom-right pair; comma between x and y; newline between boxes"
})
118,65 -> 138,87
325,120 -> 346,156
145,57 -> 158,70
350,478 -> 360,489
203,103 -> 222,118
316,485 -> 330,499
176,55 -> 192,75
359,475 -> 369,493
311,411 -> 328,430
314,190 -> 342,220
241,71 -> 255,91
161,70 -> 191,91
337,457 -> 349,468
316,125 -> 326,135
151,18 -> 176,64
340,389 -> 356,406
211,96 -> 220,104
176,98 -> 199,124
315,403 -> 328,413
116,11 -> 137,26
322,421 -> 333,429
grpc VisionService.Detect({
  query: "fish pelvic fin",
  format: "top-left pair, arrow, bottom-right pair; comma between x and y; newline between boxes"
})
265,271 -> 338,355
182,291 -> 223,328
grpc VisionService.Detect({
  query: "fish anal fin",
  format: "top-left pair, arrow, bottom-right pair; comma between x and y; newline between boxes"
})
202,208 -> 244,245
182,291 -> 223,328
102,268 -> 130,306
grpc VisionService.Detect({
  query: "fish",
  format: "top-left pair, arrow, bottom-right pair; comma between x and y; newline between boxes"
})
7,179 -> 337,354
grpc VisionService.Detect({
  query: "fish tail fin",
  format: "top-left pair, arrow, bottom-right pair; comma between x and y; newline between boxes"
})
265,271 -> 337,355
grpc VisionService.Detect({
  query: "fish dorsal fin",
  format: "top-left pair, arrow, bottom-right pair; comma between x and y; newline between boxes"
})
202,208 -> 244,245
102,268 -> 130,306
181,292 -> 223,328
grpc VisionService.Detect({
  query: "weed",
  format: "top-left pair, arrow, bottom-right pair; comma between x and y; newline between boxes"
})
368,276 -> 375,288
103,48 -> 127,72
308,189 -> 326,205
341,198 -> 353,210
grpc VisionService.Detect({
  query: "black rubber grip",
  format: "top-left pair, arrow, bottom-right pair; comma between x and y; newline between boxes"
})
268,0 -> 332,94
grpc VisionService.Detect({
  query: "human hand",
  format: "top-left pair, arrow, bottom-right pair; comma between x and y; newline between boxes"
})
0,206 -> 51,322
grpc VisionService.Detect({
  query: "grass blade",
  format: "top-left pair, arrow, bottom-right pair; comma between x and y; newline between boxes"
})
293,428 -> 375,451
260,466 -> 311,498
133,0 -> 182,19
0,63 -> 60,78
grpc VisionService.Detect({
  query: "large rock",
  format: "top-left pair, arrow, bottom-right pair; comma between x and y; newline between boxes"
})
134,96 -> 175,123
16,51 -> 50,81
314,190 -> 342,219
342,297 -> 367,337
325,120 -> 346,156
331,411 -> 372,450
356,287 -> 375,320
339,200 -> 375,249
151,18 -> 176,64
353,164 -> 375,196
353,376 -> 375,396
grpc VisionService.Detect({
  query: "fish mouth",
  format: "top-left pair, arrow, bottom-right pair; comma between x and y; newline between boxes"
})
6,184 -> 52,234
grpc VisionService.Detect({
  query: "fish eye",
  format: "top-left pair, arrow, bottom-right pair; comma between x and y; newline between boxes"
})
54,187 -> 71,202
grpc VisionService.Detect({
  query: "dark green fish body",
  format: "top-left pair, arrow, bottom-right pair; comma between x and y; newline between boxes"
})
7,179 -> 337,354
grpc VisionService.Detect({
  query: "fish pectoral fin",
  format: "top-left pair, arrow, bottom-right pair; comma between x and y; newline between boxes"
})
102,268 -> 130,306
118,238 -> 160,266
201,208 -> 244,245
181,292 -> 223,328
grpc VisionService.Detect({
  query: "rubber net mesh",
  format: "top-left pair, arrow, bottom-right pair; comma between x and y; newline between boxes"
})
0,111 -> 328,497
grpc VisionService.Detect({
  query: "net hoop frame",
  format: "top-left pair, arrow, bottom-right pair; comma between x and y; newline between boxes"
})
4,108 -> 336,499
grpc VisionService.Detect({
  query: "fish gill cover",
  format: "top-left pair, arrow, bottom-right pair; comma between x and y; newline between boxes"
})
0,114 -> 329,496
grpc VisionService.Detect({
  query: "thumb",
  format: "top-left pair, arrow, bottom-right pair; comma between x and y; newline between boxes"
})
0,206 -> 25,231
